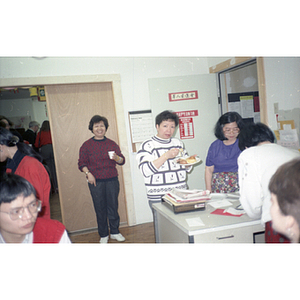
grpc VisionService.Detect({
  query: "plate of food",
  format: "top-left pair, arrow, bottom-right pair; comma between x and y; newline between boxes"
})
174,155 -> 202,166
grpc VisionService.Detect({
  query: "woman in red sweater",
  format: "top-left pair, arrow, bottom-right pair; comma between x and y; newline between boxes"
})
0,127 -> 51,218
78,115 -> 126,243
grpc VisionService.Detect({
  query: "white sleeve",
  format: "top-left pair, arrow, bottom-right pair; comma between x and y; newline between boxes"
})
136,149 -> 158,178
238,151 -> 263,219
59,230 -> 72,243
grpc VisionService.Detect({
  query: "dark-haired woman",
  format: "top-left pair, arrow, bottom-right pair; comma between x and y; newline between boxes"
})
238,122 -> 300,243
136,110 -> 193,215
78,115 -> 126,243
0,127 -> 51,218
205,112 -> 244,193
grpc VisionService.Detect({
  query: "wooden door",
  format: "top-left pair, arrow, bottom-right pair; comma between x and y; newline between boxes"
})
45,82 -> 128,232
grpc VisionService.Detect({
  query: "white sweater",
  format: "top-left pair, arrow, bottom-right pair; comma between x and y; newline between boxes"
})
136,135 -> 191,202
238,143 -> 300,224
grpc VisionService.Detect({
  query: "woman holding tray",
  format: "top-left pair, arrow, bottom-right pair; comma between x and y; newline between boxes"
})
136,110 -> 194,215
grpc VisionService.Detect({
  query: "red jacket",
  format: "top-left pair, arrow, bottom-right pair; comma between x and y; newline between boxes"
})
6,156 -> 51,219
33,218 -> 65,243
35,130 -> 52,148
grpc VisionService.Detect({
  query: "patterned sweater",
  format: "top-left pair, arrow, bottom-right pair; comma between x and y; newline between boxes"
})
78,136 -> 125,180
136,135 -> 191,202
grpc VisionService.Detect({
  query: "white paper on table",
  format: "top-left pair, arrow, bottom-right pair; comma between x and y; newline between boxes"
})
207,199 -> 233,209
224,207 -> 245,215
186,217 -> 205,227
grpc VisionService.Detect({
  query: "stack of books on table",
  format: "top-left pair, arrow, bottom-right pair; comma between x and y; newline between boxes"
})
162,188 -> 211,213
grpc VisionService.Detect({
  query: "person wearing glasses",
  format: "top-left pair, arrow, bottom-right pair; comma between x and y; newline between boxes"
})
269,157 -> 300,243
205,112 -> 244,193
0,173 -> 70,243
238,122 -> 300,243
0,127 -> 51,218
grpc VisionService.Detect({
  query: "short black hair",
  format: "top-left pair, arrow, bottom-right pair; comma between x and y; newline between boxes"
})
88,115 -> 109,132
0,173 -> 36,205
155,110 -> 179,127
238,122 -> 275,151
214,112 -> 244,141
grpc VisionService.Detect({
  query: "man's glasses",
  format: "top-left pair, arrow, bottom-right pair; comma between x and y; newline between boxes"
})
0,200 -> 41,221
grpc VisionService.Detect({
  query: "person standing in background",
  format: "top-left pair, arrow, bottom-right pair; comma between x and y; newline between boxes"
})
78,115 -> 126,243
23,121 -> 40,152
238,122 -> 300,243
205,112 -> 244,193
35,120 -> 58,193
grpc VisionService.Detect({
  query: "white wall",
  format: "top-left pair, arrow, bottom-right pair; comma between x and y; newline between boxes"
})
0,57 -> 219,224
263,57 -> 300,135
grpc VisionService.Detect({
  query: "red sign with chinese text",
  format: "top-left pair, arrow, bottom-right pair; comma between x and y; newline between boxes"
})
179,117 -> 194,140
175,110 -> 198,118
175,110 -> 198,140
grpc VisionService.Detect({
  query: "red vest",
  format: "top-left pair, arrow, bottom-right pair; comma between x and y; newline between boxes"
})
33,218 -> 66,243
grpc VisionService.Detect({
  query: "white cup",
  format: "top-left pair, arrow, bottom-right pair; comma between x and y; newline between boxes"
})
108,151 -> 115,159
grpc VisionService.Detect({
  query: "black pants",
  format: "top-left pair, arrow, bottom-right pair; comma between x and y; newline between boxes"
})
41,144 -> 58,190
88,178 -> 120,237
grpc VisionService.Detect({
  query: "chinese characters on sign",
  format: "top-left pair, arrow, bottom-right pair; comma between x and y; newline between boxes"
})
175,110 -> 198,140
169,90 -> 198,102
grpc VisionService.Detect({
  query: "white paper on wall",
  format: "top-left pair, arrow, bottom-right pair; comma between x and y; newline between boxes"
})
278,128 -> 299,150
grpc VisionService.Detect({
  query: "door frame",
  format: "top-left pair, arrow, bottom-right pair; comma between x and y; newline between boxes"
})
209,57 -> 268,124
0,74 -> 136,226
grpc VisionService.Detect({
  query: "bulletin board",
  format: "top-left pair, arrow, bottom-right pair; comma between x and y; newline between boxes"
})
128,110 -> 155,152
228,91 -> 260,123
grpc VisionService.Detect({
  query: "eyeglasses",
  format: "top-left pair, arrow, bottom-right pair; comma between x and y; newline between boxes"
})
0,200 -> 41,221
223,128 -> 240,134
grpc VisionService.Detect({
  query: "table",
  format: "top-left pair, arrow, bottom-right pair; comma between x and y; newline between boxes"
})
152,196 -> 265,243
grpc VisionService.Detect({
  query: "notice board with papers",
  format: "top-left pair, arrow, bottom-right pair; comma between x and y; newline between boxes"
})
228,91 -> 260,124
128,110 -> 154,152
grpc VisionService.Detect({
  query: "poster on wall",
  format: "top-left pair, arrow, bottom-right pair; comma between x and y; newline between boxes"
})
175,110 -> 198,140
